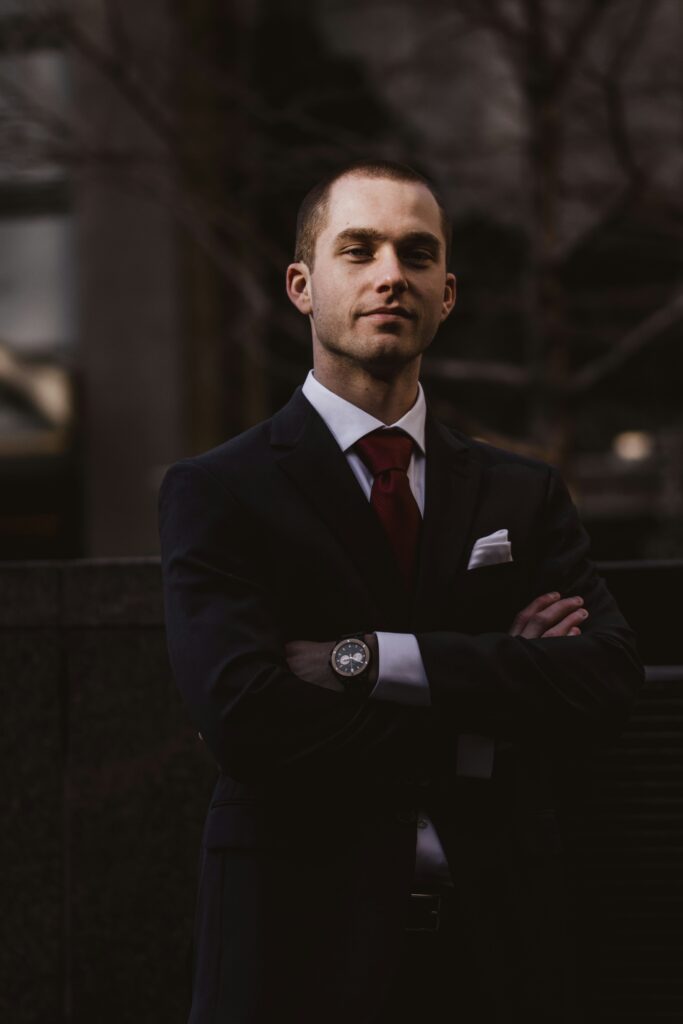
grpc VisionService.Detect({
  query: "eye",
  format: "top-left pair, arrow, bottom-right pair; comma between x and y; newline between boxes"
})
343,246 -> 372,259
405,250 -> 434,263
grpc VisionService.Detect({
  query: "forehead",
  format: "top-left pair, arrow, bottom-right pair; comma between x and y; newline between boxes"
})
322,174 -> 444,245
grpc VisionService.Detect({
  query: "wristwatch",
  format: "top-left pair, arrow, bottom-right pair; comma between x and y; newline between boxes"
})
330,633 -> 372,689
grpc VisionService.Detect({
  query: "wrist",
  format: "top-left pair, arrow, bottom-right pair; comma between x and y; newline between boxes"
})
329,632 -> 377,696
363,633 -> 379,687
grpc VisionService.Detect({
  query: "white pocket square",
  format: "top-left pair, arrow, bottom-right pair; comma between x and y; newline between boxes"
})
467,528 -> 513,571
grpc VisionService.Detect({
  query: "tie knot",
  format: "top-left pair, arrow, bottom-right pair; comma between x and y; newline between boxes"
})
354,428 -> 415,477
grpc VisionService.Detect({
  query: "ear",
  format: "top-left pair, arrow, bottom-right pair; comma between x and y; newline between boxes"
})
286,262 -> 312,315
440,272 -> 456,322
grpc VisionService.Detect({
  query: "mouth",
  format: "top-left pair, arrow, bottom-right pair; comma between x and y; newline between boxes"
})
360,307 -> 415,320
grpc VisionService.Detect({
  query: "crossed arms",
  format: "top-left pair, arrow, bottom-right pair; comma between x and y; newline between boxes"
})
284,590 -> 594,694
159,460 -> 643,784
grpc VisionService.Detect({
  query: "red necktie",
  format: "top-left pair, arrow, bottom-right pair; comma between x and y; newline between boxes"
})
354,428 -> 421,589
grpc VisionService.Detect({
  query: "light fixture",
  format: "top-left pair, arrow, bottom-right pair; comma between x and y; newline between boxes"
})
613,431 -> 653,462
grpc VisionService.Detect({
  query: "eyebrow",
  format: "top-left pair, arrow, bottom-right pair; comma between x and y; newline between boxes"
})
334,228 -> 441,255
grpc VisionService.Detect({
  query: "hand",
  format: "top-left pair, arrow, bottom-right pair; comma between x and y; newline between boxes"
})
508,592 -> 589,638
284,639 -> 345,692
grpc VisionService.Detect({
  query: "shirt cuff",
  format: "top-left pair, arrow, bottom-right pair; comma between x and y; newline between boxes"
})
370,632 -> 431,707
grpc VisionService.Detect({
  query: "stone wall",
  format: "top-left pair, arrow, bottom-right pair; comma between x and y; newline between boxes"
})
1,559 -> 681,1023
1,559 -> 215,1024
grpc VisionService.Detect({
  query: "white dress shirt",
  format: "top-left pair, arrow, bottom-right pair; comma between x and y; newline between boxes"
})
301,369 -> 453,888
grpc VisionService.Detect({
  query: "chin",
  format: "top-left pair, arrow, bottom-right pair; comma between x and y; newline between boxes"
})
354,345 -> 420,379
366,331 -> 426,362
318,328 -> 425,375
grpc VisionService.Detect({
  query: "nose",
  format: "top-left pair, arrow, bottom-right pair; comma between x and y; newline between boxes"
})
373,246 -> 407,294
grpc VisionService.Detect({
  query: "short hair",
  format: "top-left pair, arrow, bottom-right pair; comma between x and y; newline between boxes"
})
294,159 -> 452,270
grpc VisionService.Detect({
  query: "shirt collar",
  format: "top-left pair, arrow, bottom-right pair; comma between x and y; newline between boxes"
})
301,368 -> 426,454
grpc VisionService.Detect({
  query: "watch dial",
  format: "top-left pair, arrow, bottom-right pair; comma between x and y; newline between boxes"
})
335,641 -> 367,676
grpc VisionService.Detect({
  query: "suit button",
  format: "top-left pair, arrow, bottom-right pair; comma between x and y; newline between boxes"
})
396,809 -> 417,824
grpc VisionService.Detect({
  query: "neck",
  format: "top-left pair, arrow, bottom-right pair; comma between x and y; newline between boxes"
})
312,357 -> 421,425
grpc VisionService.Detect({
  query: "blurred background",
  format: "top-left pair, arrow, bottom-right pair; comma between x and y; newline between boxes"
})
2,4 -> 682,1023
0,0 -> 681,561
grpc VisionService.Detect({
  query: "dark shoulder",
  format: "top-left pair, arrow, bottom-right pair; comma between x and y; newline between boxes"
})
440,427 -> 563,521
169,385 -> 309,490
445,423 -> 556,478
161,415 -> 276,501
195,418 -> 273,474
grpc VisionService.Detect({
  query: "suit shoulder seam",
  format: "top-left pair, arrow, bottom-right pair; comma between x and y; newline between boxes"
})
168,457 -> 244,510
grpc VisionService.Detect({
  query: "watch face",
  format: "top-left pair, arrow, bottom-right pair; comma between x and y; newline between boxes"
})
332,639 -> 369,677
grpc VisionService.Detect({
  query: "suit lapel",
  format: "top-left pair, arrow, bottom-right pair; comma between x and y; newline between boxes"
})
411,410 -> 483,629
270,388 -> 407,621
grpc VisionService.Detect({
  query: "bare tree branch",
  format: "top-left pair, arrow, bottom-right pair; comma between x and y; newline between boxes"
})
180,53 -> 389,159
607,0 -> 659,78
425,283 -> 683,399
53,8 -> 181,157
0,65 -> 76,142
103,0 -> 131,63
422,358 -> 529,388
571,290 -> 683,392
4,0 -> 680,418
586,0 -> 659,189
553,0 -> 619,94
427,392 -> 551,460
601,73 -> 645,186
553,177 -> 644,265
456,0 -> 525,44
107,169 -> 310,370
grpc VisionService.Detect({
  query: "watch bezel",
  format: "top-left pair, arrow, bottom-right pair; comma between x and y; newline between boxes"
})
330,636 -> 371,681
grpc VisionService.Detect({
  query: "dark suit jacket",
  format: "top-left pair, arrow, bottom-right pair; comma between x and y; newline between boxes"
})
159,386 -> 643,1024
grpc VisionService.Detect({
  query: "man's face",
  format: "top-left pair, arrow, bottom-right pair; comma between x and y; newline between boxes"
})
288,174 -> 456,376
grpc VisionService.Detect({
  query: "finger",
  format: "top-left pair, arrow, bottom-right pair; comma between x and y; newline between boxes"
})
508,592 -> 561,635
542,608 -> 589,638
511,595 -> 583,637
515,597 -> 585,638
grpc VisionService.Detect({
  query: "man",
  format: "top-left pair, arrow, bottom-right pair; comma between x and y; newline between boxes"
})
159,160 -> 643,1023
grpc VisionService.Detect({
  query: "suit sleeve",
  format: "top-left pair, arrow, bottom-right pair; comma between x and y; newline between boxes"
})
416,467 -> 644,745
159,459 -> 428,784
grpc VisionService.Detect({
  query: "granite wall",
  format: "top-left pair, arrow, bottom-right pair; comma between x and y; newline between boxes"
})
1,559 -> 681,1023
1,559 -> 215,1024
